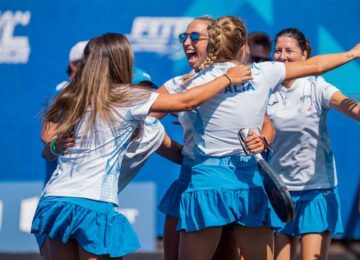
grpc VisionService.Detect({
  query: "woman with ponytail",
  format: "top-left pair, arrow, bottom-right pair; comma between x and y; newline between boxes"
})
171,16 -> 360,260
156,16 -> 271,260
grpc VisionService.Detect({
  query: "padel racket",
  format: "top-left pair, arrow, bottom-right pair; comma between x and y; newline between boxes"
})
238,128 -> 295,223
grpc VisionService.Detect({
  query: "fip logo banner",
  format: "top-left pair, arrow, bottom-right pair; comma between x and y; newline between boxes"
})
0,0 -> 359,241
0,10 -> 31,64
127,16 -> 193,60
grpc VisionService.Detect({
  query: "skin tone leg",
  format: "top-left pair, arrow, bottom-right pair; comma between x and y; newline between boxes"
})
179,227 -> 223,260
212,225 -> 241,260
163,215 -> 180,260
233,225 -> 274,260
275,234 -> 299,260
78,246 -> 123,260
43,239 -> 79,260
301,232 -> 331,260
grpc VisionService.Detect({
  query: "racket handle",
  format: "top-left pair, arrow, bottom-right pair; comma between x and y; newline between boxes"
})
238,128 -> 251,139
238,128 -> 263,161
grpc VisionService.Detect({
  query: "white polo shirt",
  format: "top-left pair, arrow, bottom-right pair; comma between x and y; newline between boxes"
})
266,76 -> 339,190
166,61 -> 286,157
43,89 -> 159,205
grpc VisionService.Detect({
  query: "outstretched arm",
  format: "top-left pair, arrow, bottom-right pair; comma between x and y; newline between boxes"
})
150,65 -> 252,112
330,91 -> 360,121
149,86 -> 171,119
285,43 -> 360,80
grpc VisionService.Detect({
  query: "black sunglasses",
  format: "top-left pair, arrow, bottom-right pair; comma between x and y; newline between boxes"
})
251,55 -> 271,63
178,32 -> 204,43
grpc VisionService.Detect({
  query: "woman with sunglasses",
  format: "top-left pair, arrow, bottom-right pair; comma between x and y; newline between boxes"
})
266,28 -> 360,260
248,31 -> 272,63
155,16 -> 273,260
165,16 -> 360,260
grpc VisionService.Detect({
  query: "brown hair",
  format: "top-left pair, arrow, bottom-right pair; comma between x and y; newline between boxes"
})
248,32 -> 271,52
44,33 -> 150,137
275,28 -> 312,58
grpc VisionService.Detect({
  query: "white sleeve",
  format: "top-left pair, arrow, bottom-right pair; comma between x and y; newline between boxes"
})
257,62 -> 286,91
313,76 -> 339,108
130,92 -> 159,120
164,75 -> 187,94
118,116 -> 165,192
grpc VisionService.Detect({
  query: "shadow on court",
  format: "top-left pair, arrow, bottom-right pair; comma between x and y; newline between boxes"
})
0,240 -> 359,260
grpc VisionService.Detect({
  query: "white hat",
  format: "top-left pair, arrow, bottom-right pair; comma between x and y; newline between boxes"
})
69,40 -> 88,62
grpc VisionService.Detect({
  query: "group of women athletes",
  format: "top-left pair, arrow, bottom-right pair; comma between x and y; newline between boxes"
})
33,14 -> 359,260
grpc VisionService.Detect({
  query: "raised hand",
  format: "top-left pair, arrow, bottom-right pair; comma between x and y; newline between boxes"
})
225,64 -> 252,85
245,130 -> 265,154
54,136 -> 76,155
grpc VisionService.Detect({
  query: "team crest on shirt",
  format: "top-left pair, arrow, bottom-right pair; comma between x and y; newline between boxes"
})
223,82 -> 255,94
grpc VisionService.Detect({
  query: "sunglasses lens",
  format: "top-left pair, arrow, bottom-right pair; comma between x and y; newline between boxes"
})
179,33 -> 187,43
189,32 -> 201,42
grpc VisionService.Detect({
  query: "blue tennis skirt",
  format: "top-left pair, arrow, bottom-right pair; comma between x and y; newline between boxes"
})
274,188 -> 344,237
158,156 -> 193,218
31,196 -> 140,257
178,155 -> 280,232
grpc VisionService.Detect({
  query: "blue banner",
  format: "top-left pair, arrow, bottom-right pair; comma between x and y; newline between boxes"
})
0,182 -> 156,252
1,0 -> 359,241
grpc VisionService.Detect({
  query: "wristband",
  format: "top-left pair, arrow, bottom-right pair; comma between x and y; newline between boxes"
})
50,138 -> 61,156
260,135 -> 271,152
223,73 -> 232,85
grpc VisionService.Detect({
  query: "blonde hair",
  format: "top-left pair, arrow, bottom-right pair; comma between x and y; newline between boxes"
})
182,16 -> 214,82
184,16 -> 248,82
44,33 -> 150,138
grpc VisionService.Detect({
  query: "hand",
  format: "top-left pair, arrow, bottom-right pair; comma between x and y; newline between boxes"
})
55,136 -> 75,155
225,65 -> 252,85
245,130 -> 265,154
348,43 -> 360,59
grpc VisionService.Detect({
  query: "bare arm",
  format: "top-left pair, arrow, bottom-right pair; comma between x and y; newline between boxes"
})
329,91 -> 360,121
156,134 -> 183,164
150,65 -> 252,112
41,122 -> 75,160
245,116 -> 275,153
41,122 -> 58,160
261,115 -> 275,143
149,86 -> 170,119
285,43 -> 360,80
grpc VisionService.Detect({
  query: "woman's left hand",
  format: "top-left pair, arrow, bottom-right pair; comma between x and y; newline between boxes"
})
245,130 -> 265,154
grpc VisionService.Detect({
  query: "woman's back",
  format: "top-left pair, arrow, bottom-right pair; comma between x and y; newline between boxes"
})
177,61 -> 285,157
43,87 -> 158,204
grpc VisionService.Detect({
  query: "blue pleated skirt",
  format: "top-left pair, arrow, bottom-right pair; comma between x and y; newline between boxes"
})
31,196 -> 140,257
158,156 -> 193,218
178,155 -> 280,232
274,188 -> 344,237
